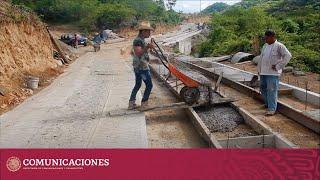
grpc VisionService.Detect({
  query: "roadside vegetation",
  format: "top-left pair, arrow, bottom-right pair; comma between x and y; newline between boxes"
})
198,0 -> 320,73
11,0 -> 182,32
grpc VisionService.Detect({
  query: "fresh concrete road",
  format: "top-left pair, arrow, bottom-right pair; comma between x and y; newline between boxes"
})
0,42 -> 148,148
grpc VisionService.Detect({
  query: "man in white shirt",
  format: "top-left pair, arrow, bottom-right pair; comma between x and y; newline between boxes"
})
257,30 -> 292,116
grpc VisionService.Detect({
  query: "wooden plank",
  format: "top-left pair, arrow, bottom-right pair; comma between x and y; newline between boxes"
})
187,108 -> 223,148
218,135 -> 275,148
108,102 -> 187,117
274,133 -> 298,148
46,27 -> 69,64
235,61 -> 253,65
278,88 -> 293,95
214,72 -> 223,91
139,102 -> 188,112
236,106 -> 273,135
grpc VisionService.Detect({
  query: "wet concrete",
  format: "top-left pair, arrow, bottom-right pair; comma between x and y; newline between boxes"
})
195,92 -> 244,133
172,60 -> 212,86
195,105 -> 244,133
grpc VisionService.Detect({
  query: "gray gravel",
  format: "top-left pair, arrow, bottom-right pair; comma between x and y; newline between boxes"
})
195,105 -> 244,133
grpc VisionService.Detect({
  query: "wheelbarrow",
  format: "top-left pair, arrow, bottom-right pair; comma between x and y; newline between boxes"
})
150,38 -> 219,105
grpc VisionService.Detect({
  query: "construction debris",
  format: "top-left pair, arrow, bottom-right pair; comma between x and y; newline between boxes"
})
231,52 -> 254,63
252,55 -> 261,65
198,55 -> 232,63
293,70 -> 306,76
103,29 -> 121,39
303,109 -> 320,121
283,66 -> 294,73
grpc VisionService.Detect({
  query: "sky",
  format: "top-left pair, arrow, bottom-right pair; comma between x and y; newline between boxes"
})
172,0 -> 241,13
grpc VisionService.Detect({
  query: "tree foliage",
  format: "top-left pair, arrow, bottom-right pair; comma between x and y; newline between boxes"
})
197,0 -> 320,73
201,2 -> 229,14
11,0 -> 182,31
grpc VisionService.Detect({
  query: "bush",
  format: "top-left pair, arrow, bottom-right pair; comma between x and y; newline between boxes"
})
11,0 -> 182,31
281,19 -> 299,33
197,0 -> 320,73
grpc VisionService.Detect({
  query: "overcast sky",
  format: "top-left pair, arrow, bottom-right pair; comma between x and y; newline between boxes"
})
173,0 -> 241,13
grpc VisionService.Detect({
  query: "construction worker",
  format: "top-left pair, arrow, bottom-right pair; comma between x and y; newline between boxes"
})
128,21 -> 154,110
92,33 -> 102,52
73,33 -> 79,49
258,30 -> 292,116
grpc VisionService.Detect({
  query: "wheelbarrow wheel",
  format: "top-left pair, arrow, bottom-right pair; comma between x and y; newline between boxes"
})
180,86 -> 200,105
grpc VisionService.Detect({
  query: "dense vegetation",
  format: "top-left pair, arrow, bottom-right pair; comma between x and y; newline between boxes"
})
201,2 -> 229,14
11,0 -> 182,31
198,0 -> 320,73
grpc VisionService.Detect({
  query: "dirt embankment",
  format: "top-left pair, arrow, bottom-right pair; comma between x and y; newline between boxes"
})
0,2 -> 61,114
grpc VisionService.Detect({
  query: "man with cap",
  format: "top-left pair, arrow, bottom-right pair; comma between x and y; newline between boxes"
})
258,30 -> 292,116
128,21 -> 155,110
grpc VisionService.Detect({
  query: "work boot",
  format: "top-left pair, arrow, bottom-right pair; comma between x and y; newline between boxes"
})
140,101 -> 149,110
128,101 -> 137,110
265,110 -> 276,116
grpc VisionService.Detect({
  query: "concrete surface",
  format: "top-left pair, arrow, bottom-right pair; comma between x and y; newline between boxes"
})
178,37 -> 192,55
0,42 -> 148,148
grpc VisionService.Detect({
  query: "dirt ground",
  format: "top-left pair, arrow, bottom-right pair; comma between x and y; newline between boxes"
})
145,77 -> 207,148
222,61 -> 320,94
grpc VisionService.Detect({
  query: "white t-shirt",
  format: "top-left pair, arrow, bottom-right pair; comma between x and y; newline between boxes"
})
260,43 -> 277,76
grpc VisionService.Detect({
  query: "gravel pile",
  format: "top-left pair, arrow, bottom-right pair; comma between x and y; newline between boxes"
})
196,105 -> 244,133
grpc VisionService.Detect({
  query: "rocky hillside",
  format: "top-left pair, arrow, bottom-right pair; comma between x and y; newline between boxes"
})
201,2 -> 229,14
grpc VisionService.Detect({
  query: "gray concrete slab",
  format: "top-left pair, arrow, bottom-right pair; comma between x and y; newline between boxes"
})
0,43 -> 148,148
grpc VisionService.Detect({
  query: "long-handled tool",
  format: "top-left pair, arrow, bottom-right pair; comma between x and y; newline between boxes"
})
150,38 -> 236,106
108,97 -> 235,117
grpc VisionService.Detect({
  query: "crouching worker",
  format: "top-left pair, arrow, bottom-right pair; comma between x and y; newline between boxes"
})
258,30 -> 292,116
128,21 -> 154,110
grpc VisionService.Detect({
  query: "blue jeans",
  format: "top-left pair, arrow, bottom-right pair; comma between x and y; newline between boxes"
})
260,75 -> 279,111
130,69 -> 153,102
